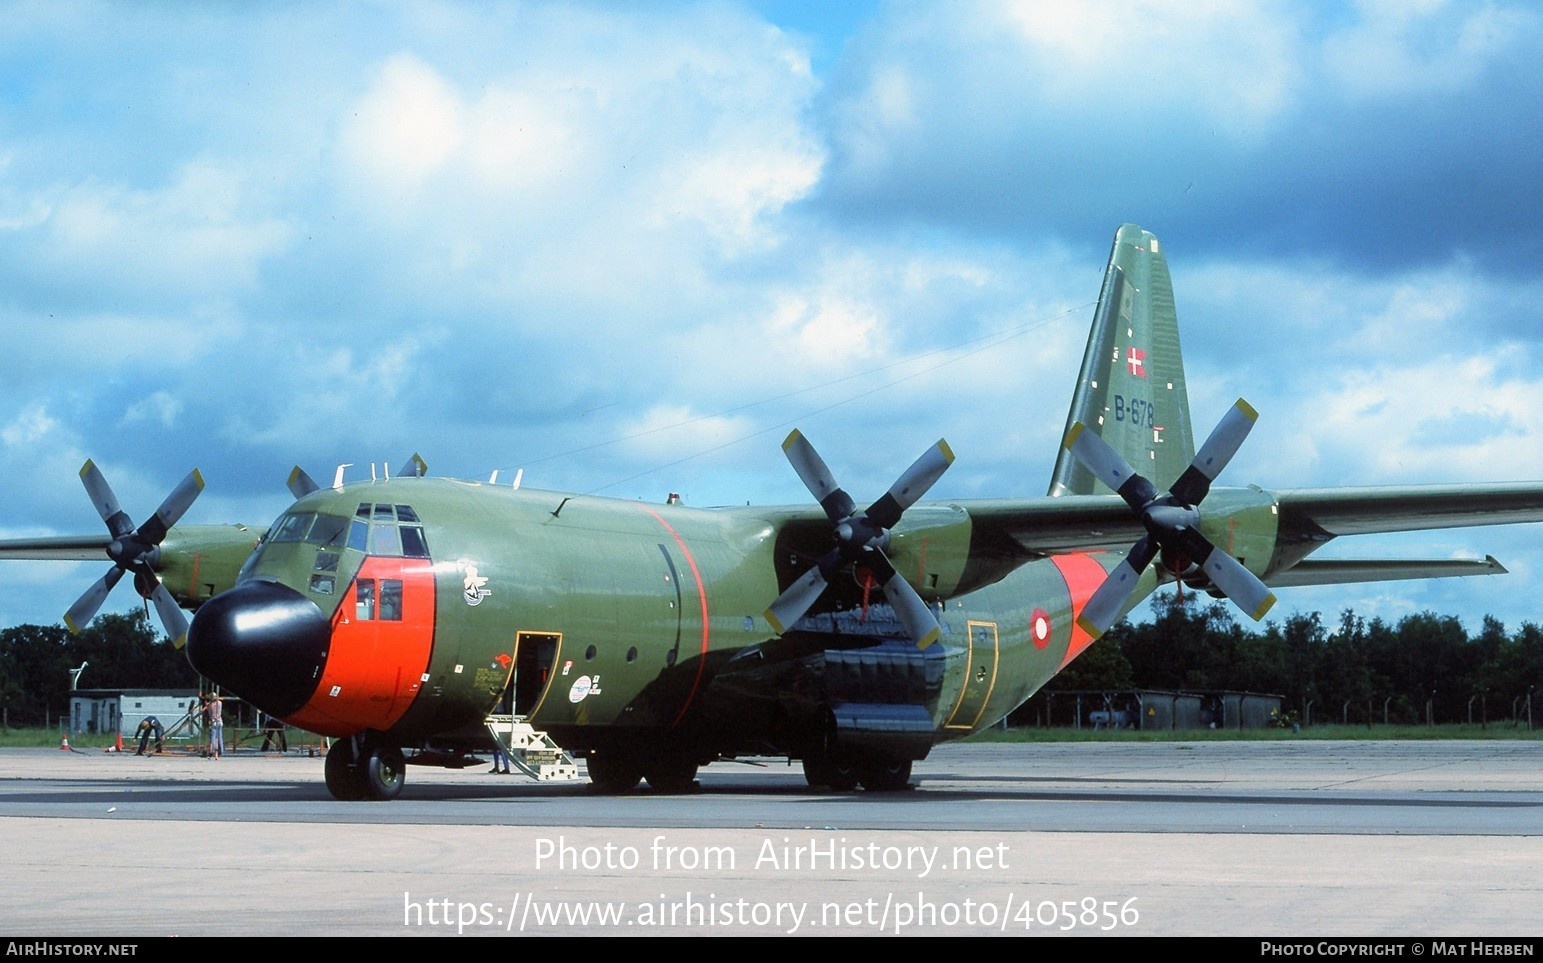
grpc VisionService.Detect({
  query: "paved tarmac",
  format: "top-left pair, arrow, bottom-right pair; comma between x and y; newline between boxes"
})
1,740 -> 1539,937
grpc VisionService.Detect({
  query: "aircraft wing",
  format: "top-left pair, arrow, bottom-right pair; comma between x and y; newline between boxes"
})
949,482 -> 1543,586
1257,482 -> 1543,588
1273,483 -> 1543,537
948,496 -> 1144,555
0,535 -> 112,560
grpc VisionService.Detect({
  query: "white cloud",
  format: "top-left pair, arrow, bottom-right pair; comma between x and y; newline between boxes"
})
23,161 -> 294,302
1321,1 -> 1532,98
0,1 -> 1540,636
342,54 -> 463,192
1,404 -> 57,447
122,391 -> 184,429
999,0 -> 1301,125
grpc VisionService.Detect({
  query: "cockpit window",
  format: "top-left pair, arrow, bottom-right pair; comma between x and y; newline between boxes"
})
348,519 -> 369,552
379,580 -> 403,620
307,515 -> 349,549
271,513 -> 314,543
369,524 -> 403,556
400,526 -> 429,558
351,502 -> 429,558
270,512 -> 351,547
353,578 -> 403,621
355,578 -> 375,619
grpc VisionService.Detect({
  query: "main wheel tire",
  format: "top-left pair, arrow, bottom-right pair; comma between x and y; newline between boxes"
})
586,749 -> 642,794
858,758 -> 912,792
644,756 -> 699,794
802,754 -> 859,791
362,744 -> 406,801
324,740 -> 365,801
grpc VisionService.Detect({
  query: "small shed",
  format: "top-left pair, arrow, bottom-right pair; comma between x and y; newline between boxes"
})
69,688 -> 200,738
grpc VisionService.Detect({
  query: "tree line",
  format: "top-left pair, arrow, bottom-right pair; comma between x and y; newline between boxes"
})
4,596 -> 1542,729
1043,594 -> 1543,726
0,611 -> 198,728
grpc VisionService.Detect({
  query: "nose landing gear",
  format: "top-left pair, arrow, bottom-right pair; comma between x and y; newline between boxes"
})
324,735 -> 405,801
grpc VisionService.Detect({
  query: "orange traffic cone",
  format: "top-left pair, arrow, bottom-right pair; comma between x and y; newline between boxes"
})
59,732 -> 71,751
107,733 -> 123,753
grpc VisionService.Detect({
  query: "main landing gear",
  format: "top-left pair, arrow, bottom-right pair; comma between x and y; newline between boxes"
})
802,751 -> 912,792
584,746 -> 700,795
325,735 -> 406,801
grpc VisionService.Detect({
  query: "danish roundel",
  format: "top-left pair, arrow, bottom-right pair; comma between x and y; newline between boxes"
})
1031,608 -> 1052,649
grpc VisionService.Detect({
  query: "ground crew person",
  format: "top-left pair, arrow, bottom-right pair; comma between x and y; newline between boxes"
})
134,716 -> 164,755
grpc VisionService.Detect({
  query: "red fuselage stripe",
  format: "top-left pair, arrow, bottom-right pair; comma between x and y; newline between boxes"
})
642,508 -> 710,728
1050,553 -> 1109,669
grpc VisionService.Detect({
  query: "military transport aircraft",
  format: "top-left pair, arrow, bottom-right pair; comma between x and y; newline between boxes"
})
6,224 -> 1543,801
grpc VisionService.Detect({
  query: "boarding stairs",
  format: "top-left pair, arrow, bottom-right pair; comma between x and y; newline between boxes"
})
485,714 -> 580,781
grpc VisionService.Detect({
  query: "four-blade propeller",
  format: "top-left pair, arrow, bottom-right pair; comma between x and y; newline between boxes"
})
1062,398 -> 1276,640
65,460 -> 204,647
765,430 -> 953,649
58,416 -> 1263,652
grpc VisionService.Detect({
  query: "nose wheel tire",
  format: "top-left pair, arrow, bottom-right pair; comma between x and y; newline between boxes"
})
362,744 -> 406,801
325,737 -> 406,801
362,740 -> 407,802
324,740 -> 365,801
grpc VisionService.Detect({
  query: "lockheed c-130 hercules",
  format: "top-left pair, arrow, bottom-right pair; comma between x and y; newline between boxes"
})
6,224 -> 1543,801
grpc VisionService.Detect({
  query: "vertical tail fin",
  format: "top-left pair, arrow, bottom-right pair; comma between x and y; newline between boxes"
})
1049,224 -> 1195,496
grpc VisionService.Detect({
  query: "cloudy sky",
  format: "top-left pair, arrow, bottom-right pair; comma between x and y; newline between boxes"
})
3,0 -> 1542,638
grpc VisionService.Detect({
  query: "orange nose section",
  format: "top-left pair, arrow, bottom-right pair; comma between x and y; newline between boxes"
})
284,556 -> 437,737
